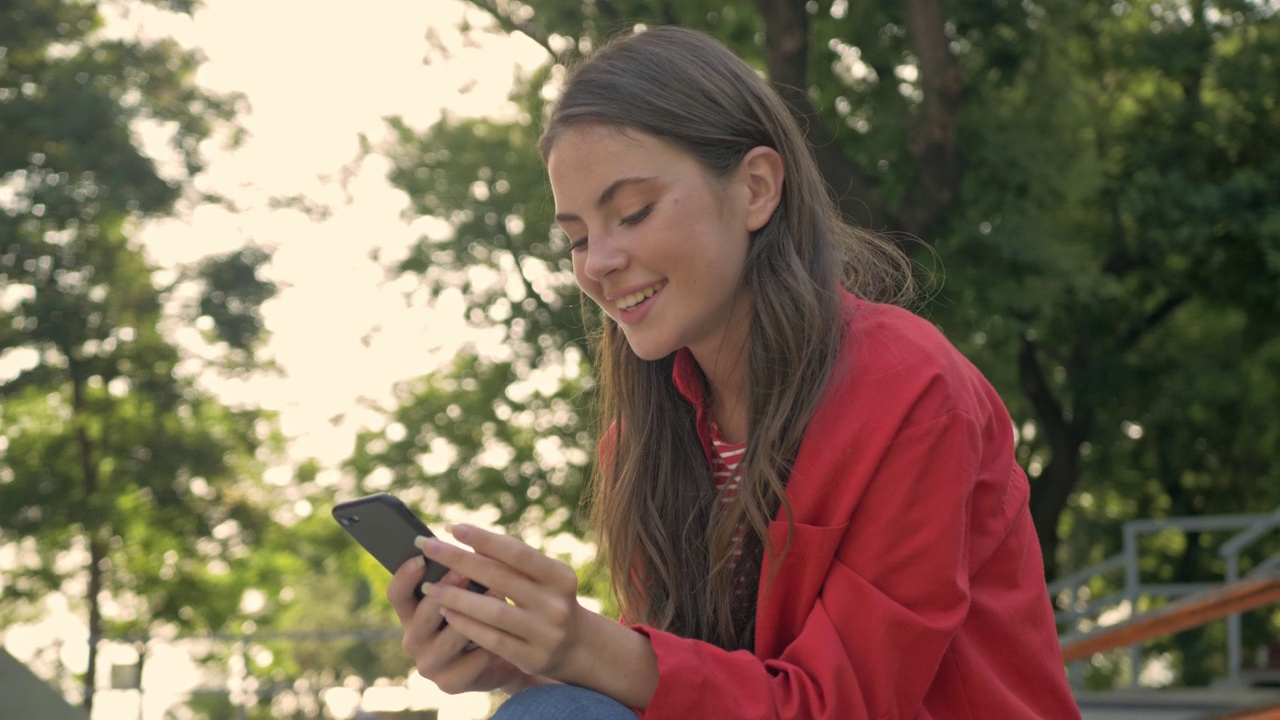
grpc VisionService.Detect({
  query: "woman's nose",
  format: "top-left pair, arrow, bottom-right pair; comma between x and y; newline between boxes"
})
581,232 -> 629,281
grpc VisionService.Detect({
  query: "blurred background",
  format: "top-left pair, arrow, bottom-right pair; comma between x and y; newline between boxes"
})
1,0 -> 1277,718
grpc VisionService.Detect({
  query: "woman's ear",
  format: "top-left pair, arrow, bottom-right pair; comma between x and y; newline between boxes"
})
740,146 -> 785,233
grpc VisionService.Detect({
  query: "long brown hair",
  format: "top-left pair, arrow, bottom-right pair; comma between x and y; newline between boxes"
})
540,26 -> 912,650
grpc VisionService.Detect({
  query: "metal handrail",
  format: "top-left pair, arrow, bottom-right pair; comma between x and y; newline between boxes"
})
1060,570 -> 1280,662
1052,509 -> 1280,689
1254,555 -> 1280,576
1221,509 -> 1280,556
1123,514 -> 1274,534
1050,552 -> 1126,685
1051,553 -> 1125,630
1220,509 -> 1280,684
1050,553 -> 1126,596
1122,513 -> 1273,684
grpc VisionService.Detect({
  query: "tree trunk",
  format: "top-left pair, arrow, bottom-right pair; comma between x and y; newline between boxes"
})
72,370 -> 103,714
755,0 -> 890,228
1018,336 -> 1086,582
84,536 -> 105,714
134,641 -> 148,720
899,0 -> 964,240
1029,452 -> 1081,583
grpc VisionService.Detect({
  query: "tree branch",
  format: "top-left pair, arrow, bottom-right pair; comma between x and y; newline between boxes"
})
465,0 -> 556,58
493,230 -> 552,318
755,0 -> 893,230
1116,291 -> 1191,354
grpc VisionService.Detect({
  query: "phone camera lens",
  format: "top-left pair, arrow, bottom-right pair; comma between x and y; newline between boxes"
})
339,515 -> 359,526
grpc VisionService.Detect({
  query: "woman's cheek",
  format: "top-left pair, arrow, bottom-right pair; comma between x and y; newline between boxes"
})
574,275 -> 608,312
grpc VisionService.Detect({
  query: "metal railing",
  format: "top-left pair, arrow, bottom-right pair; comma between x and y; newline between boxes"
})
1222,507 -> 1280,685
1049,508 -> 1280,688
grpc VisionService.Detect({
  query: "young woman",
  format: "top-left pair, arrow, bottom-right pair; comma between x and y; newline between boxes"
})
386,26 -> 1080,719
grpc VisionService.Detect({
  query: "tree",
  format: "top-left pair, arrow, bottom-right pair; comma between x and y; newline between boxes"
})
354,0 -> 1280,687
0,0 -> 282,712
348,86 -> 596,536
229,460 -> 442,712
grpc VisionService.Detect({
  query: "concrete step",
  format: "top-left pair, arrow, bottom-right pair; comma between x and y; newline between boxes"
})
1077,687 -> 1280,720
0,648 -> 88,720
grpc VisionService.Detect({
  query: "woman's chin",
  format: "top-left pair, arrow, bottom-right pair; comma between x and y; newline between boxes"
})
625,337 -> 678,362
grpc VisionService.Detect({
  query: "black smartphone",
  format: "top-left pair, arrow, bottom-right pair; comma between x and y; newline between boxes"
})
332,493 -> 485,599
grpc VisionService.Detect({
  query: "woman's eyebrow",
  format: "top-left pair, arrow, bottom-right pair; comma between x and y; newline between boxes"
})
554,175 -> 656,223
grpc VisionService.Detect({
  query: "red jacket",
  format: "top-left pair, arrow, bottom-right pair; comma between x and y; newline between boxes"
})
629,292 -> 1080,719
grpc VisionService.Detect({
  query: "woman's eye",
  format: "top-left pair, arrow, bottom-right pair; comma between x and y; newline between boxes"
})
568,236 -> 588,252
620,204 -> 654,226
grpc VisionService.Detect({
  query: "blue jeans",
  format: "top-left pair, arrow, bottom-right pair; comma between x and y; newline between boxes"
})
491,684 -> 637,719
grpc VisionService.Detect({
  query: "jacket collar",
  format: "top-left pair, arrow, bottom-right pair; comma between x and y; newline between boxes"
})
671,348 -> 715,462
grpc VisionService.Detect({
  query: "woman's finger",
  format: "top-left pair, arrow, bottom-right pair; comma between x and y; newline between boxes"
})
452,525 -> 578,593
425,580 -> 546,646
410,622 -> 476,678
415,536 -> 544,606
429,583 -> 580,677
386,555 -> 427,626
427,646 -> 518,696
402,570 -> 467,646
433,598 -> 527,661
402,572 -> 480,673
412,529 -> 586,676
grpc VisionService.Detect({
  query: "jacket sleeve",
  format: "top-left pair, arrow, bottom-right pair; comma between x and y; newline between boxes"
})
632,409 -> 989,719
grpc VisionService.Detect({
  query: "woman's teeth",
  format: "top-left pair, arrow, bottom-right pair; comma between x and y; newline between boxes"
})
617,282 -> 665,311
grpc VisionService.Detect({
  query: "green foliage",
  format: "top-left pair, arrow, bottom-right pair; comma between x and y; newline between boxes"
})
364,81 -> 597,533
0,0 -> 282,709
241,510 -> 410,684
345,351 -> 593,535
191,246 -> 279,366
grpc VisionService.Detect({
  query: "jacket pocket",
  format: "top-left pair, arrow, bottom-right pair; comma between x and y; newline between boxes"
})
756,520 -> 850,653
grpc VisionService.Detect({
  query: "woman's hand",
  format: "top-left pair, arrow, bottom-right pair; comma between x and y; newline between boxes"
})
385,554 -> 535,695
415,524 -> 588,679
394,524 -> 659,709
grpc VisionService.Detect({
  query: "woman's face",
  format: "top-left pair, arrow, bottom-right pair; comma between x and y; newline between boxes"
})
547,125 -> 756,365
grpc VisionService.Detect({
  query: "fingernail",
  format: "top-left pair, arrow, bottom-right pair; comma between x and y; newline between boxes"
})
413,556 -> 425,569
413,535 -> 430,550
420,581 -> 432,596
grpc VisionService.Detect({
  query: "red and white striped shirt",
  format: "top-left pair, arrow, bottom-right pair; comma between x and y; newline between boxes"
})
709,421 -> 746,499
709,421 -> 747,569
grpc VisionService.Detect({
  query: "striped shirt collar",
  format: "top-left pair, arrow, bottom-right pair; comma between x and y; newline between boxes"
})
671,348 -> 716,463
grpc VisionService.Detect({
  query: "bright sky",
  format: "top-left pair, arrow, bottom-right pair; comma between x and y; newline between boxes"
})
134,0 -> 549,468
6,2 -> 552,717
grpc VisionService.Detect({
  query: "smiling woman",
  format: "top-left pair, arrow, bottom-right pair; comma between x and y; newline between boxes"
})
383,25 -> 1082,720
549,125 -> 766,374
